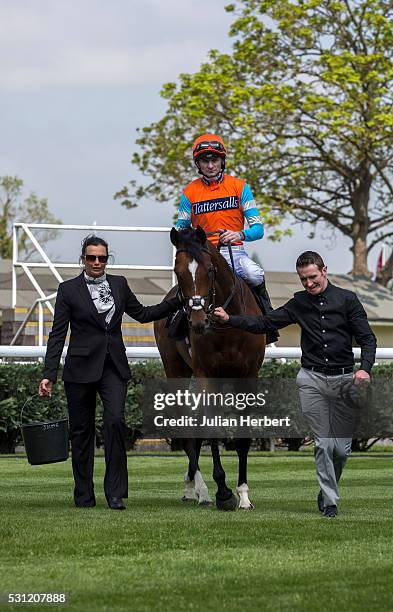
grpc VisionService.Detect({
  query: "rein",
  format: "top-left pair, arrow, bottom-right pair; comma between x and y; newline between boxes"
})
215,237 -> 237,310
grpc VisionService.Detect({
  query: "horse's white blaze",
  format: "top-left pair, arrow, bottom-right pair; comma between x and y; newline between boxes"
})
188,259 -> 198,287
236,483 -> 254,510
194,470 -> 212,504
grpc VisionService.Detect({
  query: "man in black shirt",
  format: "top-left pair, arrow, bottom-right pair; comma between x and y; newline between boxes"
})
214,251 -> 377,517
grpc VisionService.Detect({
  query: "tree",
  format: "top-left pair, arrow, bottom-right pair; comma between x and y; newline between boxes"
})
117,0 -> 393,276
0,176 -> 61,259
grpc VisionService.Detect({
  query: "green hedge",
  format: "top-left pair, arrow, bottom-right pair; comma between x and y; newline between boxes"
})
0,361 -> 164,453
1,361 -> 392,453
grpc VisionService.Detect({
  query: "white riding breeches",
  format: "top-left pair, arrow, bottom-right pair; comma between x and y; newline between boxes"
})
220,245 -> 264,287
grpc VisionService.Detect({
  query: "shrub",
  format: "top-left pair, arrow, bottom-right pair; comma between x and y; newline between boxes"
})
1,360 -> 392,453
0,363 -> 149,453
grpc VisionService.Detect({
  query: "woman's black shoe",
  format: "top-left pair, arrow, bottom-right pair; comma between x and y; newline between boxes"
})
106,496 -> 126,510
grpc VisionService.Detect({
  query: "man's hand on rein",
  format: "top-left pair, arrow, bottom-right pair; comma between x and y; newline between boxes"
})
213,307 -> 230,323
218,229 -> 243,245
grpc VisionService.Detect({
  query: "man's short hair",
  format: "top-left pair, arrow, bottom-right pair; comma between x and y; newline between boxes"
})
296,251 -> 325,271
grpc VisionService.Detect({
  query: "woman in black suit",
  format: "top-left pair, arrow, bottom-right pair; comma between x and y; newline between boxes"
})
39,235 -> 180,510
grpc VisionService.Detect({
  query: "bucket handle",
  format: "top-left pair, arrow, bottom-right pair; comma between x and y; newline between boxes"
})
20,394 -> 66,427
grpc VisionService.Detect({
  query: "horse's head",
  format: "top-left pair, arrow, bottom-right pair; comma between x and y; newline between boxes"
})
171,226 -> 216,335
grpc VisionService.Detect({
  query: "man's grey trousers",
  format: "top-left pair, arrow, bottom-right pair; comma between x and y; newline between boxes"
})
296,367 -> 355,508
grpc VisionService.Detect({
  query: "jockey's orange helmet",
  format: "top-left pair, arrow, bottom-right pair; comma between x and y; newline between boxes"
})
192,134 -> 227,161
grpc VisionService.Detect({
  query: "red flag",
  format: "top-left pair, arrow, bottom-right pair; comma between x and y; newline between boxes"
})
376,245 -> 386,274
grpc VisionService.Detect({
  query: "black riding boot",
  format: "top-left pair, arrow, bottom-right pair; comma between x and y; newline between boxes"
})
252,280 -> 280,344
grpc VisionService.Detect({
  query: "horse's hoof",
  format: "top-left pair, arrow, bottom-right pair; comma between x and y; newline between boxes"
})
236,484 -> 254,511
239,503 -> 255,511
216,492 -> 237,512
181,496 -> 196,503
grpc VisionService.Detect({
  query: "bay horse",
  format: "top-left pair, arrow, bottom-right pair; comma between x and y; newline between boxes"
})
154,226 -> 266,510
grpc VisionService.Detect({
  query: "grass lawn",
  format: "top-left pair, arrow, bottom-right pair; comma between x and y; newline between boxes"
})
0,453 -> 392,612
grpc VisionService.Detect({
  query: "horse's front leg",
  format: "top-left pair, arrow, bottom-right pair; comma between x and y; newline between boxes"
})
194,438 -> 213,505
235,438 -> 254,510
210,439 -> 237,511
182,439 -> 212,505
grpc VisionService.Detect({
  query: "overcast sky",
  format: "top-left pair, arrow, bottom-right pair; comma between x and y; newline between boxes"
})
0,0 -> 381,274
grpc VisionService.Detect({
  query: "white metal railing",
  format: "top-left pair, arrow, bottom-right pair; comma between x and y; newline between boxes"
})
1,346 -> 393,361
13,223 -> 176,306
11,223 -> 177,345
9,293 -> 58,347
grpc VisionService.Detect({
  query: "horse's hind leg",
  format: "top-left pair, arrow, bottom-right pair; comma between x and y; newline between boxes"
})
182,439 -> 212,505
235,438 -> 254,510
210,440 -> 237,511
195,438 -> 203,470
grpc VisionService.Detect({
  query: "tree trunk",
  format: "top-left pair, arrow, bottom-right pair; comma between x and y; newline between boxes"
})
349,165 -> 372,277
351,236 -> 372,277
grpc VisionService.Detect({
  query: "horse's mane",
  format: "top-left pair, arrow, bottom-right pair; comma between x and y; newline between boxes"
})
176,228 -> 207,264
176,228 -> 237,282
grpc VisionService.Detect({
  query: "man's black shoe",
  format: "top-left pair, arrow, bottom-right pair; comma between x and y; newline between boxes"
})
317,490 -> 324,513
106,496 -> 126,510
323,505 -> 338,518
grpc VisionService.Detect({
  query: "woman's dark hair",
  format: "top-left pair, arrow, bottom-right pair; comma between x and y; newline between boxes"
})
81,235 -> 109,256
296,251 -> 325,271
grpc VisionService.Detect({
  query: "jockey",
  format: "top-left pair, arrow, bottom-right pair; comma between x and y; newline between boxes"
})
176,133 -> 278,344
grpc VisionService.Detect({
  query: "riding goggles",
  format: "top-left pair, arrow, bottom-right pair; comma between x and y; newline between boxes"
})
194,141 -> 226,155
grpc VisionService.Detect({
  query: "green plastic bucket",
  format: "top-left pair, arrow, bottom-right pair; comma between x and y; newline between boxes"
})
20,396 -> 69,465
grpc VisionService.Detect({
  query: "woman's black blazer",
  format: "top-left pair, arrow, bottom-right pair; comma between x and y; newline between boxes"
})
43,272 -> 179,383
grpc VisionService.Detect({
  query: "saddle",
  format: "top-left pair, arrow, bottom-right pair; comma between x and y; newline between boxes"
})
165,306 -> 188,341
165,302 -> 192,367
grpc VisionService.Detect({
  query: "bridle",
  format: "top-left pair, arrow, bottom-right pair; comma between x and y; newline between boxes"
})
175,238 -> 237,324
175,246 -> 216,322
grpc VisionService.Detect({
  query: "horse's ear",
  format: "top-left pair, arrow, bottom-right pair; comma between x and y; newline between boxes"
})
170,227 -> 179,247
195,225 -> 207,245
